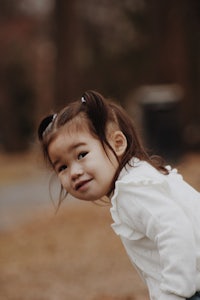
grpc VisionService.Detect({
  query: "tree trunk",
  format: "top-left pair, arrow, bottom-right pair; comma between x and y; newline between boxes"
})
54,0 -> 81,107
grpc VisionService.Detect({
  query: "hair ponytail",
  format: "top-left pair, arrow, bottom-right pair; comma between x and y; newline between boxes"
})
82,91 -> 108,141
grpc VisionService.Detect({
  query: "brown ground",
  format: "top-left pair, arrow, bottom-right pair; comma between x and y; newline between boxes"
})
0,151 -> 200,300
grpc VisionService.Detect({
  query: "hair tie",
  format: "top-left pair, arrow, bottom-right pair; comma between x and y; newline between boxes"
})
81,96 -> 86,103
52,113 -> 57,121
42,113 -> 57,138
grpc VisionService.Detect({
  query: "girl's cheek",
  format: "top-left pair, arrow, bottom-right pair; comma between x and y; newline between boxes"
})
59,174 -> 69,189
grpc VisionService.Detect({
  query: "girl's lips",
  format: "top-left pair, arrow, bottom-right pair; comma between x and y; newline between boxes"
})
75,179 -> 93,191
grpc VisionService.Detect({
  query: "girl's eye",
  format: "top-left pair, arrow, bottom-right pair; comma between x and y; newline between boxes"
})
78,152 -> 88,160
58,165 -> 67,173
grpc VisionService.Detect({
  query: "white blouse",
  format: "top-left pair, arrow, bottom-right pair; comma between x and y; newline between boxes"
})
110,158 -> 200,300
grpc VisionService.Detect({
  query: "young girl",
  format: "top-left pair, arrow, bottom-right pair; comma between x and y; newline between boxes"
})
38,90 -> 200,300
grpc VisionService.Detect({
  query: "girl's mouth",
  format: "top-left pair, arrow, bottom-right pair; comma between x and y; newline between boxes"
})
75,179 -> 92,191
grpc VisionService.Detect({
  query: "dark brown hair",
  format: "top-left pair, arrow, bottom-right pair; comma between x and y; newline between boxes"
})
38,90 -> 168,203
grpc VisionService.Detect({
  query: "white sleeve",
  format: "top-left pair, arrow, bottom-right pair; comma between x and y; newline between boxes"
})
116,179 -> 196,299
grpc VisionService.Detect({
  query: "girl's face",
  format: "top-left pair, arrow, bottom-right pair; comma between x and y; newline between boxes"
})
48,123 -> 122,201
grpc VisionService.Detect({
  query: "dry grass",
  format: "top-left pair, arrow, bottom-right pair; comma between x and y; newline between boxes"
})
0,151 -> 200,300
0,203 -> 148,300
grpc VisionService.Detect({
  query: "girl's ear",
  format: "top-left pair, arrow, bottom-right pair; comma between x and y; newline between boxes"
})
110,131 -> 127,158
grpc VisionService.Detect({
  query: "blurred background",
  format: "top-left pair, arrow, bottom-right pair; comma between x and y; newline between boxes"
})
0,0 -> 200,155
0,1 -> 200,300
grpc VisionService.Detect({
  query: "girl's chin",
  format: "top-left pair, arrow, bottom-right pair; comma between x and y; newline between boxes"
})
74,193 -> 107,202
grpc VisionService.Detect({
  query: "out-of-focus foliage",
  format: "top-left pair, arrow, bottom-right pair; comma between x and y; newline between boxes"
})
0,0 -> 199,152
54,0 -> 200,153
54,0 -> 200,106
0,0 -> 52,151
55,0 -> 151,102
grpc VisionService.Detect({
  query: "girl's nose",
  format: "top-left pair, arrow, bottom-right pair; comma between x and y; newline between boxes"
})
70,163 -> 83,180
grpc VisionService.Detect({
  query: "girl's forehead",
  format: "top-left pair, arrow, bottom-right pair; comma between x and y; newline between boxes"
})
49,122 -> 95,154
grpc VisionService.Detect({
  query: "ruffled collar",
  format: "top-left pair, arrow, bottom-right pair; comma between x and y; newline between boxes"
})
117,157 -> 141,181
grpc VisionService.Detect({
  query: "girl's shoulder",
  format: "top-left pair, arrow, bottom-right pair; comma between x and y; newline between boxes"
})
118,158 -> 174,183
116,158 -> 184,193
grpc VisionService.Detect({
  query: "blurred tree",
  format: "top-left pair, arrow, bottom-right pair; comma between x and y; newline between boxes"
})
0,0 -> 36,152
145,0 -> 200,147
0,0 -> 18,17
53,0 -> 200,123
0,53 -> 35,151
186,0 -> 200,121
53,0 -> 150,104
0,0 -> 199,152
146,0 -> 198,121
54,0 -> 82,107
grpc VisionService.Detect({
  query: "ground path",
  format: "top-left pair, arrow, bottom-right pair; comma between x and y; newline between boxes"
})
0,151 -> 200,300
0,151 -> 77,231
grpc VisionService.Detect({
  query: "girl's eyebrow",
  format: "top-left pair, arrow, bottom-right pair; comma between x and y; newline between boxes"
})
69,141 -> 87,151
51,142 -> 87,168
